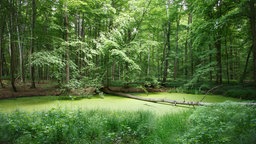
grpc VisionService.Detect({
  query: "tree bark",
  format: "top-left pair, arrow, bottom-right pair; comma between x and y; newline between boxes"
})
162,21 -> 171,84
0,15 -> 5,88
16,0 -> 24,83
184,13 -> 191,80
64,7 -> 69,84
249,0 -> 256,86
30,0 -> 36,88
215,0 -> 222,84
174,14 -> 180,80
9,0 -> 17,92
209,45 -> 213,81
162,2 -> 171,84
240,46 -> 253,83
225,32 -> 229,83
147,47 -> 151,76
215,34 -> 222,84
188,13 -> 193,77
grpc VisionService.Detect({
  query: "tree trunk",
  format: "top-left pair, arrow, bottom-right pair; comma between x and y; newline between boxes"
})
147,47 -> 151,76
64,7 -> 69,84
225,33 -> 229,83
30,0 -> 36,88
174,13 -> 180,80
163,21 -> 171,84
9,0 -> 17,92
0,15 -> 5,88
102,87 -> 256,106
16,2 -> 24,83
188,13 -> 193,77
215,0 -> 222,84
184,14 -> 190,80
229,36 -> 234,80
249,0 -> 256,86
102,87 -> 208,106
215,34 -> 222,84
240,46 -> 253,83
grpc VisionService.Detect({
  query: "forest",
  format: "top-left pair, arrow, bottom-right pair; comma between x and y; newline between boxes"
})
0,0 -> 256,143
0,0 -> 255,93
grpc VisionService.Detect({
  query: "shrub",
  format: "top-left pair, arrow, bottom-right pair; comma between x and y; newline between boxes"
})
0,109 -> 156,144
178,102 -> 256,144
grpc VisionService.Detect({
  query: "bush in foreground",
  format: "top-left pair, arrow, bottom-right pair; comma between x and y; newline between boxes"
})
0,102 -> 256,144
179,102 -> 256,144
0,109 -> 190,144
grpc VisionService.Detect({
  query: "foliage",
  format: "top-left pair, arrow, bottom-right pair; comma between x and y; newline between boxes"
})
214,85 -> 256,100
179,102 -> 256,144
1,0 -> 256,98
1,103 -> 256,144
0,109 -> 155,144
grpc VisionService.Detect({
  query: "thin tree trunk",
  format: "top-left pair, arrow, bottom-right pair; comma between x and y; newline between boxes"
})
163,21 -> 171,84
16,2 -> 24,83
147,47 -> 150,76
64,4 -> 69,84
10,0 -> 17,92
215,0 -> 222,84
225,33 -> 229,83
163,1 -> 171,84
184,14 -> 190,80
229,36 -> 234,80
188,13 -> 193,77
215,34 -> 222,84
249,0 -> 256,86
174,15 -> 180,80
209,45 -> 213,81
0,16 -> 5,88
240,46 -> 253,83
30,0 -> 36,88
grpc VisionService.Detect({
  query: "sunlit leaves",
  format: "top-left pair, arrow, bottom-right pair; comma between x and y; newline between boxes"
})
111,49 -> 141,71
31,51 -> 64,68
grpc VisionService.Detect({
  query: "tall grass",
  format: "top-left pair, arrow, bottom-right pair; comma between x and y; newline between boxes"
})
1,102 -> 256,144
0,108 -> 190,144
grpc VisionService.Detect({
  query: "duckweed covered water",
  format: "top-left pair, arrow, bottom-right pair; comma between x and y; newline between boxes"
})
0,93 -> 241,114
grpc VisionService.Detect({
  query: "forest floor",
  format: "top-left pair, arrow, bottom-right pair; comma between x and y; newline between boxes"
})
0,81 -> 168,99
0,82 -> 61,99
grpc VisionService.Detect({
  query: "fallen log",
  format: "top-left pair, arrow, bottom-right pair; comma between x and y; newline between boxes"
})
102,87 -> 256,106
102,87 -> 210,106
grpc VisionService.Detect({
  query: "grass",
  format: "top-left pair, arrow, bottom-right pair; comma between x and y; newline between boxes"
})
1,103 -> 255,144
0,93 -> 241,114
0,93 -> 255,144
0,108 -> 192,144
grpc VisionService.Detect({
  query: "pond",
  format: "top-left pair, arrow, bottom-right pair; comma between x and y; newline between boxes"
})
0,92 -> 241,114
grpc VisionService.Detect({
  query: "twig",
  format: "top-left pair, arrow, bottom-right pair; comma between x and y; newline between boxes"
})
199,85 -> 222,102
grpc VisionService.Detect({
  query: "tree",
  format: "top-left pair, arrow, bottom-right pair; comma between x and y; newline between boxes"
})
30,0 -> 36,88
248,0 -> 256,86
162,0 -> 171,84
0,8 -> 5,88
9,0 -> 17,92
64,2 -> 70,84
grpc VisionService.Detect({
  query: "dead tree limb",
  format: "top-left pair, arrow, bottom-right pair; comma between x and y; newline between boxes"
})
102,87 -> 210,106
102,87 -> 256,107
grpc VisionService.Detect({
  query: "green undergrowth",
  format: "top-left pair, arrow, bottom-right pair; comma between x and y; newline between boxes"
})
179,102 -> 256,144
167,81 -> 256,100
0,102 -> 256,144
0,109 -> 191,144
